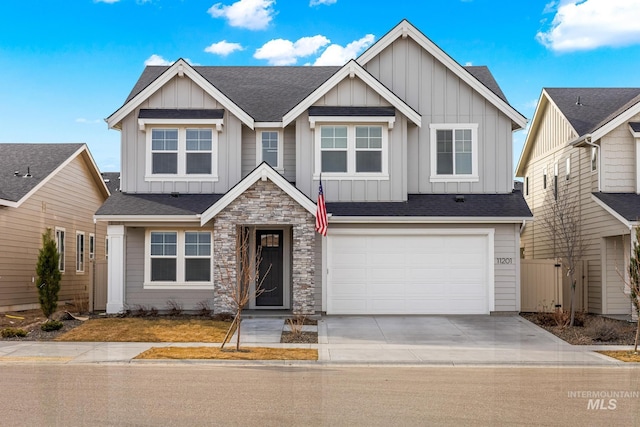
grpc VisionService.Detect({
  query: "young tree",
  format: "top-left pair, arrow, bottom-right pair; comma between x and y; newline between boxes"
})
221,227 -> 271,351
627,228 -> 640,353
540,182 -> 587,327
35,228 -> 62,319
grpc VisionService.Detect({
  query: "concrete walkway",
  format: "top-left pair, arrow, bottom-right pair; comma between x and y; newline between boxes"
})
0,315 -> 633,366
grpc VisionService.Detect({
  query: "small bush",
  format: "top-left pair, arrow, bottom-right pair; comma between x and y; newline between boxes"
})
148,306 -> 159,317
131,305 -> 149,317
41,320 -> 64,332
287,316 -> 306,338
2,328 -> 27,338
212,312 -> 234,322
166,299 -> 183,316
196,300 -> 212,317
585,317 -> 620,342
72,294 -> 89,314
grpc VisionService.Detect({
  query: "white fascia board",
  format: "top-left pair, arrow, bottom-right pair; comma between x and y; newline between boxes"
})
282,61 -> 421,128
106,59 -> 254,130
94,214 -> 201,223
515,90 -> 549,177
327,216 -> 533,224
200,163 -> 317,225
589,100 -> 640,142
138,118 -> 224,132
357,20 -> 527,130
591,194 -> 634,228
2,145 -> 105,209
309,116 -> 395,129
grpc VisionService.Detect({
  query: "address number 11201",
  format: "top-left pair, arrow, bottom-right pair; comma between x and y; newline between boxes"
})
496,258 -> 513,264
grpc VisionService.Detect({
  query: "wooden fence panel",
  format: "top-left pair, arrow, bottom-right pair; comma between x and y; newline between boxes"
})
521,259 -> 562,312
93,260 -> 108,311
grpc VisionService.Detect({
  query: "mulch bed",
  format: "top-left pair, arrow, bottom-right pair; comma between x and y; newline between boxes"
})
521,312 -> 638,345
280,331 -> 318,344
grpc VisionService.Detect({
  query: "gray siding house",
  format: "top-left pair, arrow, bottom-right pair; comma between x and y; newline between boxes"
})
517,88 -> 640,316
96,20 -> 531,315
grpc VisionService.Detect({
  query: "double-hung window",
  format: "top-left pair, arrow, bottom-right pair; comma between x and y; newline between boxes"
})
256,130 -> 283,170
429,124 -> 479,182
146,230 -> 212,289
315,124 -> 388,178
146,127 -> 217,180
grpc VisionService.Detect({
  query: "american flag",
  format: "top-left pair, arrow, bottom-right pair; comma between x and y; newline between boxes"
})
315,178 -> 328,236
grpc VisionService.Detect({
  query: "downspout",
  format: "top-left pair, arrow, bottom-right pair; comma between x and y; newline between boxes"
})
519,219 -> 526,235
582,136 -> 601,192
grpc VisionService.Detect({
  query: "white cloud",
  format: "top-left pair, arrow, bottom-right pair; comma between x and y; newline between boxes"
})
208,0 -> 275,30
537,0 -> 640,51
204,40 -> 244,56
254,35 -> 330,65
144,54 -> 173,66
313,34 -> 375,66
464,61 -> 473,66
309,0 -> 337,6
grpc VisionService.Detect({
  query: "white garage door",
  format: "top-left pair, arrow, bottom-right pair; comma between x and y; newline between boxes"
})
327,230 -> 492,315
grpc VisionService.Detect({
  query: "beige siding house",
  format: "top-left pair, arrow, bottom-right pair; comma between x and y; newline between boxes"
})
516,88 -> 640,316
0,144 -> 109,312
97,20 -> 531,316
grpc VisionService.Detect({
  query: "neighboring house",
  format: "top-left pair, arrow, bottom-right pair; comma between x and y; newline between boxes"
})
0,143 -> 110,312
516,88 -> 640,316
96,20 -> 531,316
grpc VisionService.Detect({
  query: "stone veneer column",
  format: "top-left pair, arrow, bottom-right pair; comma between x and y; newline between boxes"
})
211,179 -> 316,315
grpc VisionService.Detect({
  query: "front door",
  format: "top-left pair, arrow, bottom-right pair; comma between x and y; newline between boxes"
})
255,229 -> 284,307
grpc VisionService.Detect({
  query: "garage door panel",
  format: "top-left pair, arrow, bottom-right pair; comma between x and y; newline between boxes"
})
328,232 -> 490,315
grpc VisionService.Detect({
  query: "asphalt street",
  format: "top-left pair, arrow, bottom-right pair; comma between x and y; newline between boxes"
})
1,365 -> 638,426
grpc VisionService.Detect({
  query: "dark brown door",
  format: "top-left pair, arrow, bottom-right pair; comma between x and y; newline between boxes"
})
256,230 -> 284,307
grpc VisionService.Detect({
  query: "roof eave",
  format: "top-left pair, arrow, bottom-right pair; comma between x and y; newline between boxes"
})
328,216 -> 533,224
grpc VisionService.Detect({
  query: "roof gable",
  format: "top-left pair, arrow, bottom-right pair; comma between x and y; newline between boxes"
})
282,60 -> 421,127
0,143 -> 109,207
199,162 -> 317,225
357,19 -> 526,130
106,59 -> 255,129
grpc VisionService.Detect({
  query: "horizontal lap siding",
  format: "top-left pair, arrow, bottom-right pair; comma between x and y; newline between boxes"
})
0,155 -> 107,310
605,236 -> 631,314
124,228 -> 213,311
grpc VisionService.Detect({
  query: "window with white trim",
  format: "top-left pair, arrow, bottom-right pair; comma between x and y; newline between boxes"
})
591,147 -> 598,172
145,230 -> 212,289
315,124 -> 388,178
146,127 -> 217,180
543,167 -> 547,189
429,124 -> 479,182
566,157 -> 571,180
76,232 -> 85,273
55,228 -> 65,273
89,233 -> 95,260
256,130 -> 283,170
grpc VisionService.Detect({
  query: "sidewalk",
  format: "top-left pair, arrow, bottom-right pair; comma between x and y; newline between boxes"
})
0,316 -> 633,366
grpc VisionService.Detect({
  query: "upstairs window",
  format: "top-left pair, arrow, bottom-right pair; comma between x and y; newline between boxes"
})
315,124 -> 388,178
256,130 -> 283,170
543,167 -> 547,189
151,129 -> 178,174
591,147 -> 598,172
55,228 -> 65,273
146,127 -> 217,180
76,232 -> 85,273
430,124 -> 479,182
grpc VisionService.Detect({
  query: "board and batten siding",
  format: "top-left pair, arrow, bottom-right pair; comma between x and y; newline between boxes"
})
362,36 -> 515,194
0,155 -> 107,311
124,227 -> 214,310
120,75 -> 242,194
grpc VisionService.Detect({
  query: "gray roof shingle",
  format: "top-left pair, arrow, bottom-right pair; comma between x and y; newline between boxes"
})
629,122 -> 640,133
592,192 -> 640,222
121,63 -> 511,123
138,109 -> 224,119
327,191 -> 532,218
0,143 -> 84,203
545,88 -> 640,137
101,172 -> 120,194
95,192 -> 224,216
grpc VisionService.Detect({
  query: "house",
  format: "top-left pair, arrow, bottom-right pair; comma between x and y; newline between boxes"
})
95,20 -> 531,316
516,88 -> 640,316
0,143 -> 110,312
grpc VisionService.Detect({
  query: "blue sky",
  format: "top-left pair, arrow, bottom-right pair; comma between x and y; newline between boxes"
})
2,0 -> 640,173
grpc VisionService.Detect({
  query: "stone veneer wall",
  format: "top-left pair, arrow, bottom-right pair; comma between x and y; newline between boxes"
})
212,179 -> 316,314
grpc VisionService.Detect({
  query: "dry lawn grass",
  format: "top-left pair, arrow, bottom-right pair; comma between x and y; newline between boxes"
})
597,351 -> 640,363
135,346 -> 318,360
55,318 -> 233,342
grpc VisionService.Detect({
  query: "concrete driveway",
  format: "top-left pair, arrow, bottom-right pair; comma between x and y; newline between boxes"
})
317,315 -> 622,365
